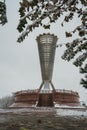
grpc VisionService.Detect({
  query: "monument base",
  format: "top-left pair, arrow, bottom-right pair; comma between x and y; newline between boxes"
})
10,89 -> 80,108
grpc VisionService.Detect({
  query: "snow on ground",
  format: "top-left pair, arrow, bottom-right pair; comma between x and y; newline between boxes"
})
56,109 -> 87,117
0,107 -> 55,114
0,107 -> 87,117
54,103 -> 86,108
55,103 -> 87,117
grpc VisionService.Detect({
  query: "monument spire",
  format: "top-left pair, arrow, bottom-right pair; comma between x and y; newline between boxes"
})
36,33 -> 58,92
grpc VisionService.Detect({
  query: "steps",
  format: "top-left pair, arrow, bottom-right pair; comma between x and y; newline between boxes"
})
37,93 -> 54,107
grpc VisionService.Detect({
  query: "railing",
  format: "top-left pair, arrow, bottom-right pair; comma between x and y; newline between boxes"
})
14,89 -> 78,96
55,89 -> 78,95
14,89 -> 39,95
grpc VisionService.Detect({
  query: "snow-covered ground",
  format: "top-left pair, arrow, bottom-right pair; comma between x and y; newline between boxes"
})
0,107 -> 87,117
54,103 -> 87,117
56,109 -> 87,117
54,103 -> 86,108
0,107 -> 55,115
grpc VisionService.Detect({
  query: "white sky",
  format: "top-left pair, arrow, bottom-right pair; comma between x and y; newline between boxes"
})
0,0 -> 87,104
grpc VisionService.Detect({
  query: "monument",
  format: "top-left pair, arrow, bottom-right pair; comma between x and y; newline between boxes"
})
36,33 -> 57,92
10,33 -> 80,108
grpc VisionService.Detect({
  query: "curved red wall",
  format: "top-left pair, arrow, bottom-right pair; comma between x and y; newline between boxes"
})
10,89 -> 80,107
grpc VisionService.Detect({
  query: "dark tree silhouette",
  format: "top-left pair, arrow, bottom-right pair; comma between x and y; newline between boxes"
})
80,64 -> 87,88
0,1 -> 7,25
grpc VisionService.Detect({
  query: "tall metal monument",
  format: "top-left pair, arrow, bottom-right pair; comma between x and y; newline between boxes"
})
10,33 -> 80,108
36,33 -> 58,92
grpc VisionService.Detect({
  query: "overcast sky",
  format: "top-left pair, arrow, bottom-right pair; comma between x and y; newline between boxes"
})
0,0 -> 87,104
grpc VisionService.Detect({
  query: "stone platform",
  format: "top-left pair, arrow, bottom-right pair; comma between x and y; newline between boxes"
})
10,89 -> 80,108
